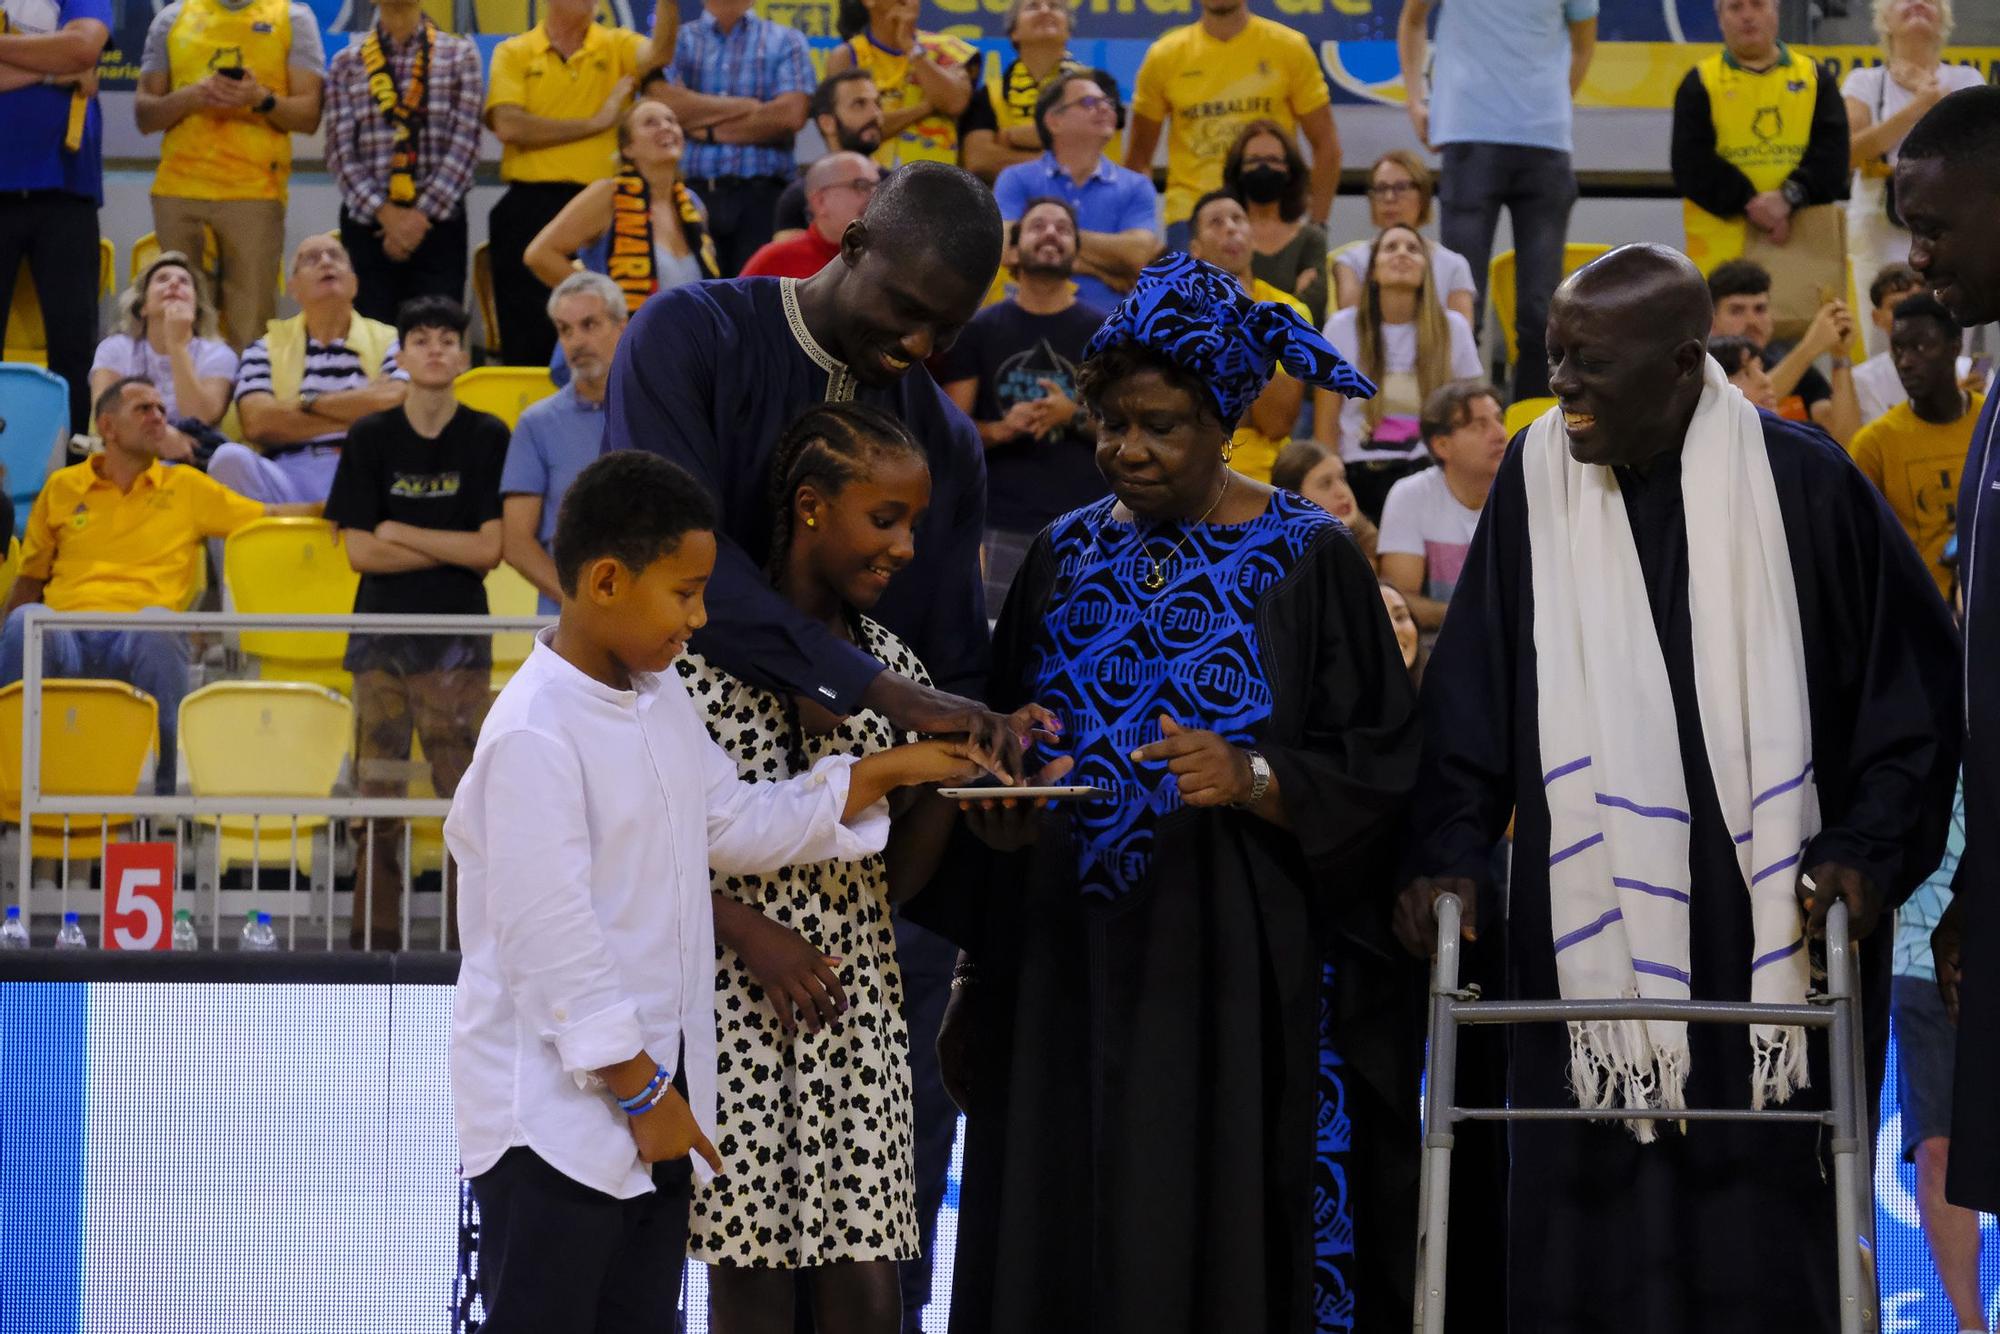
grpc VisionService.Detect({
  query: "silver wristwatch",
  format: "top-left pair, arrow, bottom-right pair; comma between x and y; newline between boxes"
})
1236,750 -> 1272,808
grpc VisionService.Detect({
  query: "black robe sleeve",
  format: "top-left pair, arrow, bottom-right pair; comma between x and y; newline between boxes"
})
1406,437 -> 1529,887
1788,432 -> 1959,907
1786,68 -> 1852,207
1671,68 -> 1755,220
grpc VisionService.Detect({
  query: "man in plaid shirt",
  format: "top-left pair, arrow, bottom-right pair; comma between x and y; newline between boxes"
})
323,0 -> 483,325
644,0 -> 815,275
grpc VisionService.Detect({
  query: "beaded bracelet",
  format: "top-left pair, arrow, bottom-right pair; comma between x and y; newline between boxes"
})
633,1077 -> 676,1116
616,1065 -> 669,1115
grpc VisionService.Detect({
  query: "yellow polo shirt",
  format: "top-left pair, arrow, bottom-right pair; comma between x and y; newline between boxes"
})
1229,278 -> 1311,485
1131,16 -> 1330,226
485,23 -> 647,184
21,459 -> 265,613
1848,392 -> 1982,600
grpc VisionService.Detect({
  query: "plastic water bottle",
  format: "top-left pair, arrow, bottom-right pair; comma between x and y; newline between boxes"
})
240,911 -> 277,952
171,909 -> 199,952
54,912 -> 87,949
0,906 -> 28,949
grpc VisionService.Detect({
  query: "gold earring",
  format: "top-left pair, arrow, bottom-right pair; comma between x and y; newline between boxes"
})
1221,441 -> 1235,463
805,516 -> 817,528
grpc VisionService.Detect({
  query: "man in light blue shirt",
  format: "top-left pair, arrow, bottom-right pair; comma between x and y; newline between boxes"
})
500,272 -> 628,615
643,0 -> 815,274
993,71 -> 1161,313
1397,0 -> 1597,399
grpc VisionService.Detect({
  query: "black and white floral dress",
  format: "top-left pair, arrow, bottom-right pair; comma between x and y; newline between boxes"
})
679,618 -> 924,1268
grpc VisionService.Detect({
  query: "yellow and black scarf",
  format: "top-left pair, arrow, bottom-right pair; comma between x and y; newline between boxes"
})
989,51 -> 1081,128
607,160 -> 720,314
359,19 -> 430,206
1,9 -> 88,152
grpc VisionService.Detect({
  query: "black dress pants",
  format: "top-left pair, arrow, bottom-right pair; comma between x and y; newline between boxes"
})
489,181 -> 583,367
469,1146 -> 693,1333
0,189 -> 101,434
339,205 -> 470,328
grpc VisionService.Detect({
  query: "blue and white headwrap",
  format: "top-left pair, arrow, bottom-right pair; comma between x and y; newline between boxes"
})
1085,252 -> 1377,425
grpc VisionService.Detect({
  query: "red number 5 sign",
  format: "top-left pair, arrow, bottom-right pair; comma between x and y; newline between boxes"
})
102,843 -> 177,951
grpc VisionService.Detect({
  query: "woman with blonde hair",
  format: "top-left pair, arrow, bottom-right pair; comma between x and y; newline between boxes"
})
90,251 -> 237,429
1316,223 -> 1481,519
1331,150 -> 1477,324
1842,0 -> 1980,352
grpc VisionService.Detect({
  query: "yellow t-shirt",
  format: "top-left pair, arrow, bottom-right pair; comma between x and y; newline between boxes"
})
485,23 -> 647,184
22,459 -> 266,613
1131,16 -> 1330,226
1229,278 -> 1310,485
152,0 -> 295,202
1848,393 -> 1981,600
847,28 -> 980,168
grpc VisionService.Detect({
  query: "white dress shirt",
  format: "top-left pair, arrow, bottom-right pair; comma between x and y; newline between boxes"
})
447,630 -> 891,1199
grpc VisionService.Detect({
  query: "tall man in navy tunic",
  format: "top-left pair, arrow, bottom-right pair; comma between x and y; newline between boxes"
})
1895,84 -> 2000,1219
1396,244 -> 1958,1334
604,158 -> 1011,1330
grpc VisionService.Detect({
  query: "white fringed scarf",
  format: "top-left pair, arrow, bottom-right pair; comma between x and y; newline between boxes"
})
1523,356 -> 1817,1138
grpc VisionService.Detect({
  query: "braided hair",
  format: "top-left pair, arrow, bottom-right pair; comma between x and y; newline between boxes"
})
765,401 -> 927,585
764,401 -> 928,768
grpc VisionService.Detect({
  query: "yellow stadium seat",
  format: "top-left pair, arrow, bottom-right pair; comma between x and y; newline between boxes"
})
0,679 -> 159,861
4,239 -> 115,365
454,366 -> 557,430
1505,396 -> 1558,438
486,560 -> 542,691
1489,243 -> 1614,365
472,242 -> 500,358
224,518 -> 360,698
180,681 -> 352,882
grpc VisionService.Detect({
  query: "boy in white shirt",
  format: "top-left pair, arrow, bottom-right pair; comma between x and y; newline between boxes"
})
447,450 -> 993,1329
1377,378 -> 1507,632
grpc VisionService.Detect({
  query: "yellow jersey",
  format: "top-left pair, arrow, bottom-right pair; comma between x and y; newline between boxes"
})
486,22 -> 647,184
1229,278 -> 1310,485
1130,15 -> 1329,226
846,28 -> 979,168
1848,392 -> 1982,599
22,458 -> 265,614
1681,45 -> 1823,273
152,0 -> 295,202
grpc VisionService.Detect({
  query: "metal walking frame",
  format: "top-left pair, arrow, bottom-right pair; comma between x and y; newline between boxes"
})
1413,893 -> 1877,1334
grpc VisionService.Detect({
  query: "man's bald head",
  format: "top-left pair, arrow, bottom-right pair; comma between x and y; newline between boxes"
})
1547,244 -> 1714,468
806,151 -> 873,195
1557,243 -> 1714,348
805,152 -> 880,241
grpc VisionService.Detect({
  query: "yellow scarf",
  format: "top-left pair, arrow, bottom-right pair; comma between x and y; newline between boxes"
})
988,51 -> 1081,129
262,309 -> 397,403
607,159 -> 719,314
359,20 -> 431,207
0,9 -> 87,152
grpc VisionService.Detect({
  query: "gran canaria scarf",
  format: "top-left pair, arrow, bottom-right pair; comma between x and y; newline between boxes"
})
359,18 -> 430,207
607,159 -> 720,314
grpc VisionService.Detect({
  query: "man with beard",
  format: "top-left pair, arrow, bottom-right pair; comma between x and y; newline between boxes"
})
1894,83 -> 2000,1224
938,196 -> 1109,608
1398,242 -> 1958,1334
992,70 -> 1159,312
771,68 -> 884,239
740,151 -> 880,279
607,162 -> 1030,1334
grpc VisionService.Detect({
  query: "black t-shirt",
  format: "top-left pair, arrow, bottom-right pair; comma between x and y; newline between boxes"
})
325,404 -> 508,618
935,296 -> 1111,532
1762,342 -> 1832,421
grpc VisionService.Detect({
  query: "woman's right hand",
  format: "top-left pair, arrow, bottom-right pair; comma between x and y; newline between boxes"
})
162,297 -> 195,348
961,755 -> 1075,851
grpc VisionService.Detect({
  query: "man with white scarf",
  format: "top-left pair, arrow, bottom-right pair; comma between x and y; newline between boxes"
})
1396,243 -> 1959,1333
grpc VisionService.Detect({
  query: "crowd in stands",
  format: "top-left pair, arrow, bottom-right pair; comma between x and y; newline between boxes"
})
1,0 -> 1997,1327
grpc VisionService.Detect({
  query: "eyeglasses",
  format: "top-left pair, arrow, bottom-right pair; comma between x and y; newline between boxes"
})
826,177 -> 878,195
1240,155 -> 1288,170
1058,94 -> 1114,115
1368,181 -> 1420,199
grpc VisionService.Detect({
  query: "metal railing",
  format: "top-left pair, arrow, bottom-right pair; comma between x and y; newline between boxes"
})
14,606 -> 552,952
1413,892 -> 1876,1334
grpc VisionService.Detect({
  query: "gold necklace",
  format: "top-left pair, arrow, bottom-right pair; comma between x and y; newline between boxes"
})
1138,474 -> 1229,593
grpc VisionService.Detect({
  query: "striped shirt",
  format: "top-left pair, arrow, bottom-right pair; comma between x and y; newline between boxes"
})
234,333 -> 404,446
662,11 -> 814,181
